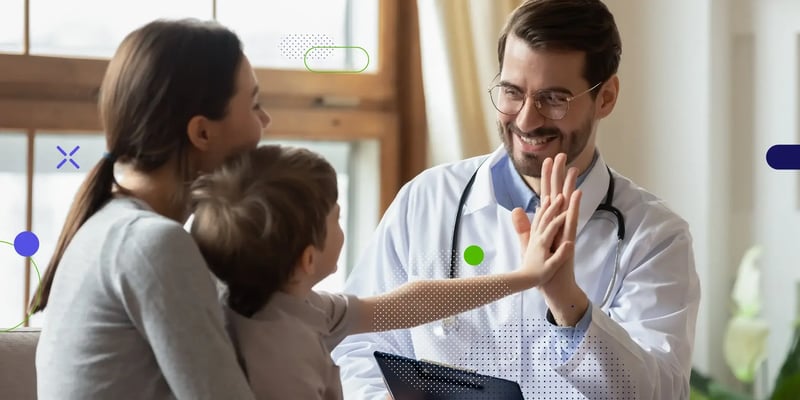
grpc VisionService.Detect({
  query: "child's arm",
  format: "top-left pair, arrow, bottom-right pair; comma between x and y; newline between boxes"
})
350,192 -> 580,335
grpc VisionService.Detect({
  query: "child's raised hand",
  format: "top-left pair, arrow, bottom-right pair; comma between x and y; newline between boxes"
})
361,172 -> 579,335
511,189 -> 580,288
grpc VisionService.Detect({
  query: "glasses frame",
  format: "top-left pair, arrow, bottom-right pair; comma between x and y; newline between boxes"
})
487,80 -> 603,120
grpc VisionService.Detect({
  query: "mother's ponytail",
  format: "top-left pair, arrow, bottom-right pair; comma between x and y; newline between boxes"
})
30,155 -> 116,312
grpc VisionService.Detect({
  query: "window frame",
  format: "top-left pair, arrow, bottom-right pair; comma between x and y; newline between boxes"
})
0,0 -> 402,205
0,0 -> 427,327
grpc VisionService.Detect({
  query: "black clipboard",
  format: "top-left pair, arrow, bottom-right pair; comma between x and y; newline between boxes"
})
373,351 -> 525,400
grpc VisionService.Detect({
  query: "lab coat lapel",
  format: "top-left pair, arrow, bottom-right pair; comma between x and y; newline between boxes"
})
576,154 -> 611,236
462,146 -> 507,216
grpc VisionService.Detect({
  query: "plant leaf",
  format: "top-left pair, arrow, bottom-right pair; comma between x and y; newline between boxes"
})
691,368 -> 754,400
724,315 -> 769,383
772,322 -> 800,399
731,245 -> 763,318
690,386 -> 711,400
770,372 -> 800,400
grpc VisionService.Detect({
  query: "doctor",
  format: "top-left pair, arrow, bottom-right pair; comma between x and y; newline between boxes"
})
332,0 -> 700,398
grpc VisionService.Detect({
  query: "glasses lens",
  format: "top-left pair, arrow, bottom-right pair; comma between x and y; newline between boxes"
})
544,106 -> 567,120
535,91 -> 570,120
489,86 -> 523,115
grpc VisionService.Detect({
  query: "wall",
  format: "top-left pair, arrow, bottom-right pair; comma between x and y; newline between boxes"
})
599,0 -> 737,387
418,0 -> 799,392
602,0 -> 800,394
750,0 -> 800,394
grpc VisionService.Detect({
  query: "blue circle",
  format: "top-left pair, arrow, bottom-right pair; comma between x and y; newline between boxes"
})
14,231 -> 39,257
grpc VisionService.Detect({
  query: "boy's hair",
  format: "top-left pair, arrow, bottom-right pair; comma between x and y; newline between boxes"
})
190,145 -> 338,317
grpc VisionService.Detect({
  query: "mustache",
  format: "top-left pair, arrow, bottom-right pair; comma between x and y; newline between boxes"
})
506,123 -> 562,139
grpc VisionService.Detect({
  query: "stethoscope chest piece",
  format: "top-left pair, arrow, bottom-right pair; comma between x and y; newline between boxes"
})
440,316 -> 459,336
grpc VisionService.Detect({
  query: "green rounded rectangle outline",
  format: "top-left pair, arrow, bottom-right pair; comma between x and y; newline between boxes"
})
303,46 -> 370,73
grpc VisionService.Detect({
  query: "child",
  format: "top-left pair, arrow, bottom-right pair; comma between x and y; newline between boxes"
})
189,145 -> 576,399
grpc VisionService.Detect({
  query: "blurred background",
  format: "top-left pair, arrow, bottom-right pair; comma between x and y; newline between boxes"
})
1,0 -> 798,398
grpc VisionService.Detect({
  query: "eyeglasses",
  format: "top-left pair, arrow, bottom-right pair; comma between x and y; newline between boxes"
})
488,80 -> 603,120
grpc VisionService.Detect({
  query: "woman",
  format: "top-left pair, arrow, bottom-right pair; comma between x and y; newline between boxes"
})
33,19 -> 270,399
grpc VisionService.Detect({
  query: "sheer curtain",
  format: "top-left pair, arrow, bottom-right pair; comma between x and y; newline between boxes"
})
417,0 -> 520,166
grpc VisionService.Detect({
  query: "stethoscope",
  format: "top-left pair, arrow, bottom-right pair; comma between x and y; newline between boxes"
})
439,159 -> 626,335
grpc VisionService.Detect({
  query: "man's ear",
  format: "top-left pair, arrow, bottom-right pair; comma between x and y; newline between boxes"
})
595,75 -> 619,120
187,115 -> 212,152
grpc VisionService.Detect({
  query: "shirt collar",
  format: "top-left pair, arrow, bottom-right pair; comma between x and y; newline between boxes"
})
491,150 -> 600,212
463,146 -> 612,237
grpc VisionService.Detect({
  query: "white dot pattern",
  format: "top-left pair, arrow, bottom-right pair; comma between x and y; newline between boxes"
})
368,248 -> 638,399
278,33 -> 334,60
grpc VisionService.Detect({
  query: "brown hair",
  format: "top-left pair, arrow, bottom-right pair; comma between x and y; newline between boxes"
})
190,145 -> 338,317
497,0 -> 622,96
31,19 -> 244,312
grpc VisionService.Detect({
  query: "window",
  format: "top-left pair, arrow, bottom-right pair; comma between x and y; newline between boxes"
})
0,0 -> 23,53
0,0 -> 421,326
29,0 -> 211,58
0,133 -> 28,330
25,0 -> 380,69
1,134 -> 376,326
217,0 -> 378,72
24,133 -> 107,327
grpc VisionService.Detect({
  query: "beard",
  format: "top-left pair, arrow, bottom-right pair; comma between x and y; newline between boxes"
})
497,113 -> 594,178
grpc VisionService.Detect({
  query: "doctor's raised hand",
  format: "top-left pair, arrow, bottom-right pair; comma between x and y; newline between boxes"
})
510,187 -> 580,287
513,153 -> 587,326
511,190 -> 575,287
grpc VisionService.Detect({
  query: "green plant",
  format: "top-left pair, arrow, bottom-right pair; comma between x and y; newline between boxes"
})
690,246 -> 800,399
691,319 -> 800,399
690,368 -> 752,400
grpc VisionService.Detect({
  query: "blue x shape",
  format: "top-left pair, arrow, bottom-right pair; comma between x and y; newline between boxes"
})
56,145 -> 80,169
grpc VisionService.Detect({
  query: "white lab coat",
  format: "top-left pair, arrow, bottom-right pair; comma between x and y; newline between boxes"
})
332,146 -> 700,400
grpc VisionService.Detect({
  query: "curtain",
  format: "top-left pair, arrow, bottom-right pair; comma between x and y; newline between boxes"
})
417,0 -> 521,166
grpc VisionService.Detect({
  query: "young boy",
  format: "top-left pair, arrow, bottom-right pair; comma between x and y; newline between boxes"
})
189,145 -> 577,399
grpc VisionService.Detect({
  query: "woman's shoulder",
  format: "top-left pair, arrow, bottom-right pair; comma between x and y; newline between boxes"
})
90,197 -> 205,277
99,197 -> 194,246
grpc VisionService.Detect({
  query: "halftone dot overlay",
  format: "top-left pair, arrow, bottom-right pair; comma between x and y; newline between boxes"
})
279,33 -> 334,60
369,248 -> 637,399
1,237 -> 42,332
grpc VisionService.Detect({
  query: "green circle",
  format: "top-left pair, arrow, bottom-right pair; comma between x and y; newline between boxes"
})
1,240 -> 42,332
463,245 -> 485,266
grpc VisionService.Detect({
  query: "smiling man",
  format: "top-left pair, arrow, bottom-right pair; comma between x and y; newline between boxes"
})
333,1 -> 700,399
